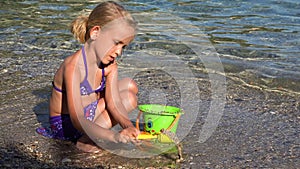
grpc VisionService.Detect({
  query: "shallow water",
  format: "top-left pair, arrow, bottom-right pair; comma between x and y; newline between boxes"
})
1,0 -> 299,95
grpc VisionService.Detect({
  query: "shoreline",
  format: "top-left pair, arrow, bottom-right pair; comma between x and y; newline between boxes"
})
0,66 -> 299,168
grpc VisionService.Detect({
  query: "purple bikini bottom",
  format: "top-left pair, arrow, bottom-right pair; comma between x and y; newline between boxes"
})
36,114 -> 82,142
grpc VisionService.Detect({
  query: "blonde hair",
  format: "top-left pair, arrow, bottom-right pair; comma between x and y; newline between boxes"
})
70,1 -> 136,43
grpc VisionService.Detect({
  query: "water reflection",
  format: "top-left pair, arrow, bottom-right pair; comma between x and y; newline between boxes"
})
0,0 -> 299,94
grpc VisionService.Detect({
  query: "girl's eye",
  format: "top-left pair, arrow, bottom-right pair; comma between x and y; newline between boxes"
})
122,45 -> 127,49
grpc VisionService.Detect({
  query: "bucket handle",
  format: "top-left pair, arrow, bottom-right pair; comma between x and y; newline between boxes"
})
166,113 -> 181,131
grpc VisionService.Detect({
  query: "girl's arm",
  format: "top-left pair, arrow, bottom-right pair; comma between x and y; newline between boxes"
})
64,62 -> 124,143
104,63 -> 135,129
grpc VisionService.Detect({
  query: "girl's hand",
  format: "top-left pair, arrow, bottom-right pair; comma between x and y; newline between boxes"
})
120,126 -> 140,137
114,127 -> 140,144
113,132 -> 130,143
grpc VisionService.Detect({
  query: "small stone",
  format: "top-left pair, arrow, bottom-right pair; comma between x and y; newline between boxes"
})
176,158 -> 184,163
50,44 -> 57,48
234,98 -> 243,102
48,160 -> 55,164
62,158 -> 71,163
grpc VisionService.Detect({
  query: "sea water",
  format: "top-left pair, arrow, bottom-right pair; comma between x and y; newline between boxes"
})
0,0 -> 299,94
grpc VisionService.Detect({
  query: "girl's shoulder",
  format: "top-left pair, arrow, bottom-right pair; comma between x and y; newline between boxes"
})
62,50 -> 81,77
64,50 -> 81,66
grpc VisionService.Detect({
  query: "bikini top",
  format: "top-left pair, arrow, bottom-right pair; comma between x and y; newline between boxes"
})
52,46 -> 106,95
80,46 -> 105,95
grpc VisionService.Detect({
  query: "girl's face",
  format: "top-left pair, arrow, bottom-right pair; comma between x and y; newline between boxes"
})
92,20 -> 135,65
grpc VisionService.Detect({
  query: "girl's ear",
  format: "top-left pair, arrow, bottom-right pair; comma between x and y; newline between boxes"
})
90,26 -> 101,40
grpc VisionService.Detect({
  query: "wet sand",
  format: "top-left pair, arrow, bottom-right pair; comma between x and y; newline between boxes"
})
0,56 -> 299,169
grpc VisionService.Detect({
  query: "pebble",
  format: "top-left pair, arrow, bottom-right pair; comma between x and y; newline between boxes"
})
48,160 -> 55,164
61,158 -> 72,163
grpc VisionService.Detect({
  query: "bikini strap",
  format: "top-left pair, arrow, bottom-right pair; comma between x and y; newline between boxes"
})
52,81 -> 65,93
81,46 -> 89,80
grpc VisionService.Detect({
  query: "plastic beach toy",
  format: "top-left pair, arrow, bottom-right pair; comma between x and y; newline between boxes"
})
136,104 -> 183,142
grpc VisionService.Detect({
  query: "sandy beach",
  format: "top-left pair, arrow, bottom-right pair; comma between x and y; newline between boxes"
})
1,57 -> 299,169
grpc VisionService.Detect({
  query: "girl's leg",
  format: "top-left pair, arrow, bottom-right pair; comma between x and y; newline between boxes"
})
93,77 -> 138,128
76,78 -> 138,152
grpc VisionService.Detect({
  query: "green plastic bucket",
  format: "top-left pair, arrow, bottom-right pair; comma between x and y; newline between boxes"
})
138,104 -> 183,134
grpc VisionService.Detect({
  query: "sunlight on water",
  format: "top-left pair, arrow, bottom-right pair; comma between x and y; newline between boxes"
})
0,0 -> 299,94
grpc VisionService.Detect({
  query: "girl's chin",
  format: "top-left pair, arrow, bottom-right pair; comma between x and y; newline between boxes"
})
102,60 -> 114,65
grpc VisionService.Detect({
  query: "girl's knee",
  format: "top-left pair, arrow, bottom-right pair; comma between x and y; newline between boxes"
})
129,79 -> 138,94
122,78 -> 138,94
128,91 -> 138,109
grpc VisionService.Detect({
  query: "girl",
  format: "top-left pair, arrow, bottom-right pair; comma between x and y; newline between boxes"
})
37,1 -> 140,153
